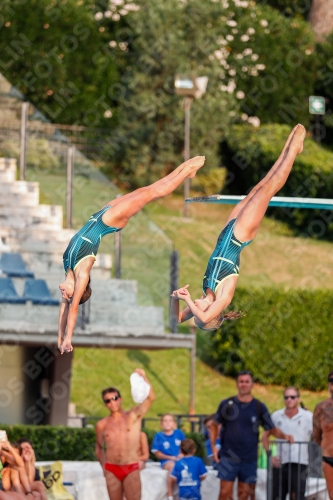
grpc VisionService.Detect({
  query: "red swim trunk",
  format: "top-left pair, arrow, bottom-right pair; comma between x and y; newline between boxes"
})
104,462 -> 140,482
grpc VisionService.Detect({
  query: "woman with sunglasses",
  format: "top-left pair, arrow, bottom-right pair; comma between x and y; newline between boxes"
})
171,124 -> 306,331
58,155 -> 205,354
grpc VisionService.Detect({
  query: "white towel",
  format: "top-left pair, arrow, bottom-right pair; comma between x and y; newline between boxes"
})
130,372 -> 150,404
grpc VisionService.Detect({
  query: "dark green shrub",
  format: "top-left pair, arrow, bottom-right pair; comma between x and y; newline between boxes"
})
0,425 -> 206,461
222,124 -> 333,239
211,287 -> 333,390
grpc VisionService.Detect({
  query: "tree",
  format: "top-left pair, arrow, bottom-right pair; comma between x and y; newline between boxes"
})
224,3 -> 317,127
0,0 -> 124,127
256,0 -> 312,20
102,0 -> 318,187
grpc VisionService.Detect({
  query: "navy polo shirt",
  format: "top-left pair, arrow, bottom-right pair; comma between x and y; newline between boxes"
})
215,396 -> 275,463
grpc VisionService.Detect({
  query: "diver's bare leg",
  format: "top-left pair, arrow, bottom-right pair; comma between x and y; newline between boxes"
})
234,124 -> 305,241
102,156 -> 205,228
225,124 -> 303,224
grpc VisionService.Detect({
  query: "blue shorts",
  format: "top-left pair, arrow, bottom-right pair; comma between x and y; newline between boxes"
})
216,458 -> 257,484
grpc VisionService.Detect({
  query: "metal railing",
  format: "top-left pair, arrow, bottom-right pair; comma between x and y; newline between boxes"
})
261,441 -> 326,500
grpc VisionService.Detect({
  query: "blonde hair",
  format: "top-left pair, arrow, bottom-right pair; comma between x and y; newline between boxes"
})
194,313 -> 224,331
195,310 -> 247,331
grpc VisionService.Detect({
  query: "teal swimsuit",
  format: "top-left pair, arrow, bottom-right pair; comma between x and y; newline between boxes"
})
203,219 -> 251,294
63,206 -> 121,273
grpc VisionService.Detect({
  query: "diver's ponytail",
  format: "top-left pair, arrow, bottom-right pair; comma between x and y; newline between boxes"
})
222,310 -> 247,321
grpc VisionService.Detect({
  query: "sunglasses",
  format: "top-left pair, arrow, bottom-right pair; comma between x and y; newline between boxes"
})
328,378 -> 333,383
284,395 -> 298,400
104,396 -> 120,404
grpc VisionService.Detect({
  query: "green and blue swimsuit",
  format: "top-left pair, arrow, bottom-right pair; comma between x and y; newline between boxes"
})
63,206 -> 121,273
203,218 -> 252,294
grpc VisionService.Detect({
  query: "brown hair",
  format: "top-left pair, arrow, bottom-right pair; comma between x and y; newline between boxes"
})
101,387 -> 121,399
160,413 -> 175,423
203,414 -> 216,425
79,277 -> 91,305
180,438 -> 197,455
283,386 -> 300,397
194,310 -> 247,332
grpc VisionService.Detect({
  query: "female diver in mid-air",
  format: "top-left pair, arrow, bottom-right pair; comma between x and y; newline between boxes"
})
58,156 -> 206,354
171,124 -> 306,331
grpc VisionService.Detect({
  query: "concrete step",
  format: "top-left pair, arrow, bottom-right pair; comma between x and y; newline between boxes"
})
0,211 -> 63,231
90,305 -> 164,329
0,303 -> 59,324
0,227 -> 76,245
89,279 -> 137,305
0,158 -> 17,176
0,192 -> 39,207
86,324 -> 164,336
0,205 -> 62,219
18,251 -> 112,273
0,202 -> 63,229
0,181 -> 39,195
0,170 -> 16,183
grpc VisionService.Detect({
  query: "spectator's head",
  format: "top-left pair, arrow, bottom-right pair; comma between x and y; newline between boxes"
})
203,414 -> 216,429
160,414 -> 176,433
236,370 -> 254,396
102,387 -> 122,412
16,438 -> 34,461
328,370 -> 333,396
180,438 -> 196,456
16,438 -> 33,453
283,387 -> 300,409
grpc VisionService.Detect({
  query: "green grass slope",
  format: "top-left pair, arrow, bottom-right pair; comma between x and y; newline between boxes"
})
71,347 -> 328,422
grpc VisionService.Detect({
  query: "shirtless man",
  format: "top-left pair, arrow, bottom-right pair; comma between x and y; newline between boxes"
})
313,370 -> 333,500
95,369 -> 155,500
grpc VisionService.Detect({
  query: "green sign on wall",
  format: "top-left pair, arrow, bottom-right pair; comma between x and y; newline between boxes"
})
309,96 -> 326,115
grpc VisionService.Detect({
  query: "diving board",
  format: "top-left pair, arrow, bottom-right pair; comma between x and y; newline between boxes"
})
186,195 -> 333,210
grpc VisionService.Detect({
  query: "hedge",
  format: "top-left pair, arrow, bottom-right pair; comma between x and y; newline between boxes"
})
221,124 -> 333,239
211,287 -> 333,390
0,425 -> 205,462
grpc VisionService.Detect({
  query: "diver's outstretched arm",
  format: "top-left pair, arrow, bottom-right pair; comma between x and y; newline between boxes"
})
58,299 -> 69,348
59,272 -> 89,354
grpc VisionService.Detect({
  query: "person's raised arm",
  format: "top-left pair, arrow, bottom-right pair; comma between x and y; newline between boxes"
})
1,442 -> 24,468
172,285 -> 232,324
131,369 -> 156,419
60,272 -> 89,354
170,294 -> 194,324
312,405 -> 322,446
95,420 -> 106,468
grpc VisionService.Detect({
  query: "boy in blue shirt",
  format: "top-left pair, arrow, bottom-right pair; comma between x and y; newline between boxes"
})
151,414 -> 186,500
171,438 -> 207,500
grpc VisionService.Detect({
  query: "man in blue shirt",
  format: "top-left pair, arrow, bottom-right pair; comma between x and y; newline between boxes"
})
171,438 -> 207,500
152,414 -> 186,500
209,371 -> 294,500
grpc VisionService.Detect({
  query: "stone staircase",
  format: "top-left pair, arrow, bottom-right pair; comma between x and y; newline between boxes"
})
0,157 -> 164,336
